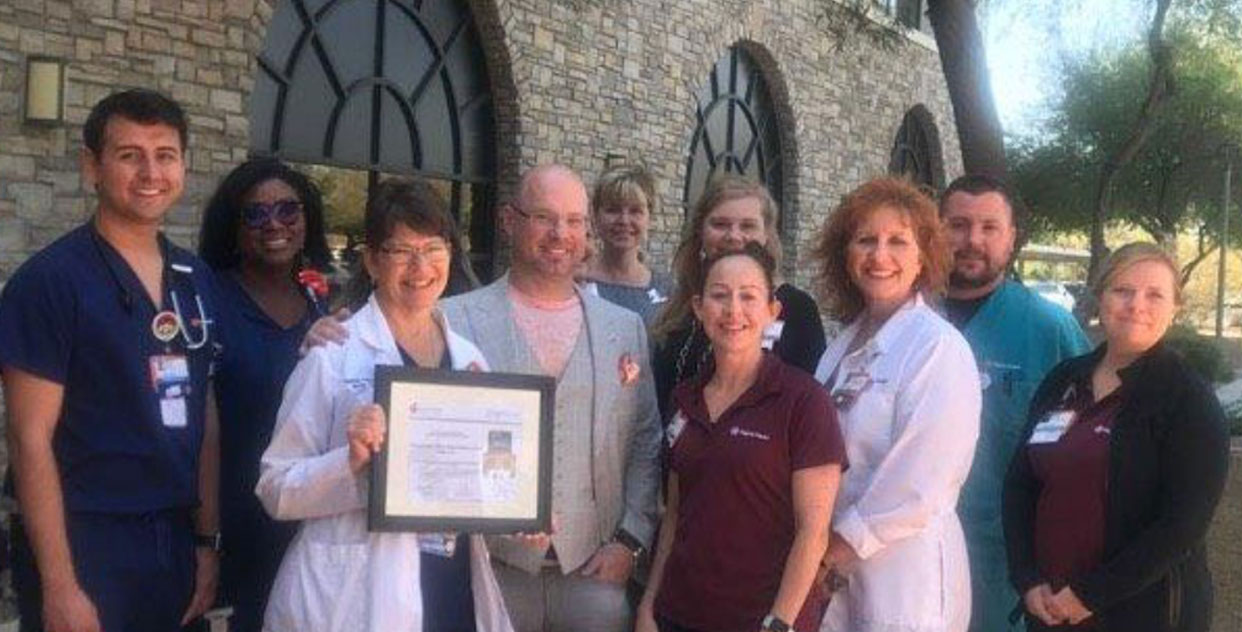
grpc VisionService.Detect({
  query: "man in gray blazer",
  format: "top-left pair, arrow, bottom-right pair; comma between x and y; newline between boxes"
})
440,164 -> 661,632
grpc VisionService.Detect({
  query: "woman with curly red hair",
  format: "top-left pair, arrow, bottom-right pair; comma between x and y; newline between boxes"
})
813,177 -> 981,632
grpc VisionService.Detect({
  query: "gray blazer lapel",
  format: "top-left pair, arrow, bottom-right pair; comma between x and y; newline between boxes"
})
451,276 -> 521,372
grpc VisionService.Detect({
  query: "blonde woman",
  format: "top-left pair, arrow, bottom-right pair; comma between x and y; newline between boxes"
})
1004,243 -> 1229,632
651,176 -> 825,420
581,164 -> 670,325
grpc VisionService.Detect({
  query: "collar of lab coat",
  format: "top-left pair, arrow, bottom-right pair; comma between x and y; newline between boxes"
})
352,293 -> 489,371
866,292 -> 928,355
818,293 -> 930,384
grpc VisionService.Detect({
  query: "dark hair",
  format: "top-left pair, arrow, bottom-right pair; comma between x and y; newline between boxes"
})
696,241 -> 777,299
84,89 -> 188,156
940,173 -> 1026,240
363,179 -> 455,249
813,177 -> 949,322
340,178 -> 465,307
198,158 -> 333,271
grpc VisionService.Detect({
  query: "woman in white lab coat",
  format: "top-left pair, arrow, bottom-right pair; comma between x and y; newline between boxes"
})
811,177 -> 981,632
256,180 -> 513,632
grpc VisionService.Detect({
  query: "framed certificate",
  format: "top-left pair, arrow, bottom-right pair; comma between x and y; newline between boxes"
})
369,366 -> 555,533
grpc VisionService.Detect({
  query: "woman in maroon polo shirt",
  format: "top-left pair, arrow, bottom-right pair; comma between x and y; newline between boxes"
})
1003,243 -> 1229,632
636,243 -> 847,632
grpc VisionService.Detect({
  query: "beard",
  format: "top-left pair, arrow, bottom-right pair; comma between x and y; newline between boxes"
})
949,249 -> 1008,290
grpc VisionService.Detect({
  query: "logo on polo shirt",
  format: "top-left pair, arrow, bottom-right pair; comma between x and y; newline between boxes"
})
730,426 -> 770,441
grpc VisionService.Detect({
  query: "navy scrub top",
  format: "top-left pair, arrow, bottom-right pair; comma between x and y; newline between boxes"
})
397,347 -> 477,632
212,271 -> 318,629
0,222 -> 217,514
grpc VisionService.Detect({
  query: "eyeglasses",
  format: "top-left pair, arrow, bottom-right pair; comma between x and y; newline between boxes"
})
512,205 -> 589,233
241,199 -> 303,229
378,240 -> 451,265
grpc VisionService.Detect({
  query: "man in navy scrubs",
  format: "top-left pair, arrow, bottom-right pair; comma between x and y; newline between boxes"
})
0,89 -> 220,632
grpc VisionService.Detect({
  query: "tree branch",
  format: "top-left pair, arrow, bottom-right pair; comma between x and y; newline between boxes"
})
1182,239 -> 1218,285
1087,0 -> 1177,285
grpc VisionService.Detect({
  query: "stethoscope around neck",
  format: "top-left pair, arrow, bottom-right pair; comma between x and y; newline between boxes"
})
167,262 -> 212,350
89,223 -> 213,350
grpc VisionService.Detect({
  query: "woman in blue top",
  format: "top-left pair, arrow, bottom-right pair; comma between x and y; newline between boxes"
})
198,157 -> 333,632
580,164 -> 671,325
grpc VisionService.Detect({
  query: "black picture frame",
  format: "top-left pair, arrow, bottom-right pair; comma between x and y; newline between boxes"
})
369,365 -> 555,533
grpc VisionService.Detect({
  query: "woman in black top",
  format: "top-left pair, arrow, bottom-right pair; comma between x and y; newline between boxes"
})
1003,243 -> 1229,632
651,176 -> 825,420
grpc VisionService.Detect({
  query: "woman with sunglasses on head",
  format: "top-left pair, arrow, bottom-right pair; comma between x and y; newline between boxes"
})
198,157 -> 334,631
812,178 -> 980,632
256,179 -> 512,632
1003,244 -> 1229,632
652,175 -> 825,420
638,242 -> 845,632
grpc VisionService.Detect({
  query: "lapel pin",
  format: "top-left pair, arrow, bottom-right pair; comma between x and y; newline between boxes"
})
618,353 -> 640,386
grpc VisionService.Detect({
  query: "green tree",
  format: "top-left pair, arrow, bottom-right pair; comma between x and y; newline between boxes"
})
1013,25 -> 1242,283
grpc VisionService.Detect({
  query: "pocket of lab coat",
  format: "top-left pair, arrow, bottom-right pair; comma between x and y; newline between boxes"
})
267,537 -> 369,631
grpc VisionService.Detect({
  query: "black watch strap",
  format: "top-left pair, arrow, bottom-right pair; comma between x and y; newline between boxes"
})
611,529 -> 644,556
194,532 -> 222,552
761,614 -> 791,632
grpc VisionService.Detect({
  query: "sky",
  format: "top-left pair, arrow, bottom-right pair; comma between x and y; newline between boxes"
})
980,0 -> 1152,138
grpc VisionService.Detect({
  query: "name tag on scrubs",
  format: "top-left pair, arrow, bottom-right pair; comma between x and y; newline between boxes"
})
1028,410 -> 1074,445
150,355 -> 190,428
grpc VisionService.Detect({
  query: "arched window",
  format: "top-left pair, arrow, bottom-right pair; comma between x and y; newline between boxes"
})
684,45 -> 785,229
888,105 -> 944,191
250,0 -> 499,280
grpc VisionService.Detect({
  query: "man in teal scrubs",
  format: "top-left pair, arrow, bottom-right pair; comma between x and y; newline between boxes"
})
939,175 -> 1091,632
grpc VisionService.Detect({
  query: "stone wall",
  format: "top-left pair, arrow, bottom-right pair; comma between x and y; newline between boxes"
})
1,0 -> 961,292
0,0 -> 265,282
487,0 -> 960,285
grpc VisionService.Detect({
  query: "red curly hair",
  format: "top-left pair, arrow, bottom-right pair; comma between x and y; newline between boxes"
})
812,177 -> 949,322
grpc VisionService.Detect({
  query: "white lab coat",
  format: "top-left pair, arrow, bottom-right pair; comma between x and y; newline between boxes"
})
816,296 -> 981,632
257,295 -> 514,632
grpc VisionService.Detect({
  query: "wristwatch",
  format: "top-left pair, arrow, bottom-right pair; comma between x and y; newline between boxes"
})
760,614 -> 791,632
194,532 -> 223,552
611,528 -> 644,560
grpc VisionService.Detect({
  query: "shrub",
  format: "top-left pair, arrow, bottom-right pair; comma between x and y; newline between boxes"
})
1162,325 -> 1233,384
1222,400 -> 1242,436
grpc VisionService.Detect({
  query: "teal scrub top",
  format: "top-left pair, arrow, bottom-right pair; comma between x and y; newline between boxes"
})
955,280 -> 1090,632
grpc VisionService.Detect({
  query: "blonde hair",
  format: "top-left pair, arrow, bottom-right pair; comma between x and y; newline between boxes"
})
1093,242 -> 1183,305
653,174 -> 782,340
593,164 -> 658,218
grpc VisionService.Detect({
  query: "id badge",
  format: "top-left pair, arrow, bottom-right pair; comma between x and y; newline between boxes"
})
417,532 -> 458,557
761,320 -> 786,350
831,370 -> 873,411
150,354 -> 190,428
1028,410 -> 1074,445
666,411 -> 688,448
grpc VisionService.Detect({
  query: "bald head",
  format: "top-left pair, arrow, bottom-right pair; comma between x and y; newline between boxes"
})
504,164 -> 591,295
517,164 -> 588,210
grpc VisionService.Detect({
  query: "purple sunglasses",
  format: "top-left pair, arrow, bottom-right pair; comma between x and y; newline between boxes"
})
242,199 -> 303,229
